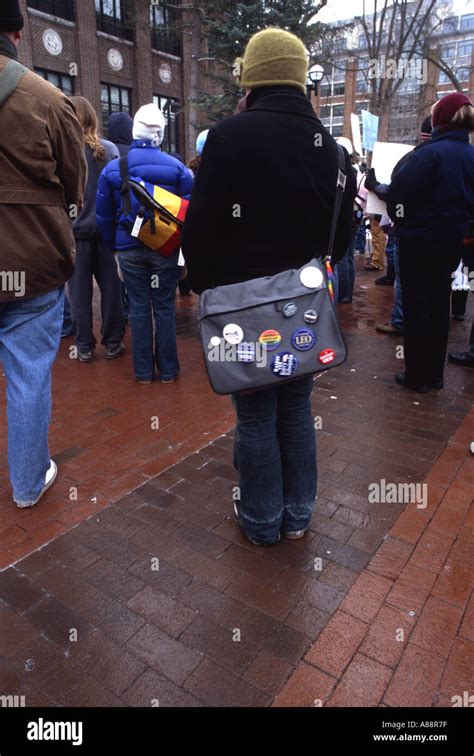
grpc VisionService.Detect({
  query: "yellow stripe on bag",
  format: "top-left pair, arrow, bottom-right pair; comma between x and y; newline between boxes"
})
138,183 -> 181,250
153,185 -> 181,218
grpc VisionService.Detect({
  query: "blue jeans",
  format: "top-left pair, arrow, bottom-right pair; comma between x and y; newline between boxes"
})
355,223 -> 366,252
0,287 -> 64,502
391,237 -> 403,331
121,281 -> 130,320
232,375 -> 317,544
117,248 -> 179,381
336,225 -> 358,302
385,234 -> 395,267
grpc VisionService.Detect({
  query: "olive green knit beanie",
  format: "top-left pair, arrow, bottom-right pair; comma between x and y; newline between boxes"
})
234,28 -> 309,94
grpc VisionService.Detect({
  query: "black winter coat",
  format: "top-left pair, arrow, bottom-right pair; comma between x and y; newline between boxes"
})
181,86 -> 356,293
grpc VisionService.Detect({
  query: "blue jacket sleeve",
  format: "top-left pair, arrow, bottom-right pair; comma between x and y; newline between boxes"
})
372,182 -> 391,200
178,164 -> 194,200
96,165 -> 117,247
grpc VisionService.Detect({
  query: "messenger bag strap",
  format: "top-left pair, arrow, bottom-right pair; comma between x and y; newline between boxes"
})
0,59 -> 27,108
326,143 -> 347,264
119,153 -> 132,216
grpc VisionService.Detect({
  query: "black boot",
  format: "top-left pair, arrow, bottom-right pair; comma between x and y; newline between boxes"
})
395,372 -> 429,393
375,262 -> 395,286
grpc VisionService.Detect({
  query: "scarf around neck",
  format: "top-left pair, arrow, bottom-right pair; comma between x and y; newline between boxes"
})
0,34 -> 18,61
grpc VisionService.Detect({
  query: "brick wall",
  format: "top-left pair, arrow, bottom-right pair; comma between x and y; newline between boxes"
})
16,0 -> 194,159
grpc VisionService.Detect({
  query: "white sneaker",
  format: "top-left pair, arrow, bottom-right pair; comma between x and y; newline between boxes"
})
14,460 -> 58,508
283,529 -> 307,540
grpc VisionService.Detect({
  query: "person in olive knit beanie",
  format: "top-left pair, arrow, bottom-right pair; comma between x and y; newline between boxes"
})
183,28 -> 356,546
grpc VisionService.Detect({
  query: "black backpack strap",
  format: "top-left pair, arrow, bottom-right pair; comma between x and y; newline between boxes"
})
0,60 -> 27,108
326,144 -> 347,263
119,153 -> 131,216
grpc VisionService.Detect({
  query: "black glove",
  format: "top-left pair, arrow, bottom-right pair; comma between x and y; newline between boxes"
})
364,167 -> 379,191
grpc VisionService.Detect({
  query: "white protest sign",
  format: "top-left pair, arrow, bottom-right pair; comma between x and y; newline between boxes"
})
351,113 -> 362,156
366,140 -> 414,215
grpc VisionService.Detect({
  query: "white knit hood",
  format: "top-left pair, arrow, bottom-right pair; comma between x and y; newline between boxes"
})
133,103 -> 166,145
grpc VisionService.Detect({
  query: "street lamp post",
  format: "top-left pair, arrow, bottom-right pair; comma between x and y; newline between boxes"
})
306,63 -> 325,99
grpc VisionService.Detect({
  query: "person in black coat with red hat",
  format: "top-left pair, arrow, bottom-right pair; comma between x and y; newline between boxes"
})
385,92 -> 474,393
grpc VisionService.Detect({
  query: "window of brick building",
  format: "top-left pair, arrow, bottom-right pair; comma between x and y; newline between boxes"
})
150,1 -> 180,56
460,14 -> 474,31
96,0 -> 133,42
457,40 -> 474,58
153,95 -> 180,154
456,67 -> 470,82
442,45 -> 456,59
443,16 -> 458,34
35,67 -> 74,95
101,83 -> 131,130
28,0 -> 74,21
355,101 -> 369,115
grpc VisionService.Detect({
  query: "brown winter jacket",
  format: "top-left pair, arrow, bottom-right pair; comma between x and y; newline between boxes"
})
0,38 -> 87,303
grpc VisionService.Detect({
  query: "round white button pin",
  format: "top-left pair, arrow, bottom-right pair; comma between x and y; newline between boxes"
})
223,324 -> 244,345
300,266 -> 324,289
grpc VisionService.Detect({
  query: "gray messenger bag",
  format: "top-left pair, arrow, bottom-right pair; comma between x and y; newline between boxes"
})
198,145 -> 348,396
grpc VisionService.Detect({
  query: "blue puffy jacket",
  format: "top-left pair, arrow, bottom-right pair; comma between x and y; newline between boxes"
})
386,129 -> 474,242
96,138 -> 194,251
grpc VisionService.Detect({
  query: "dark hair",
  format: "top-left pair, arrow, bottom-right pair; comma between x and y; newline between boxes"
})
188,154 -> 201,174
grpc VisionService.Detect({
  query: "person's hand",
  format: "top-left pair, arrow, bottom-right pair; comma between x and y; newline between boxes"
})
364,167 -> 378,191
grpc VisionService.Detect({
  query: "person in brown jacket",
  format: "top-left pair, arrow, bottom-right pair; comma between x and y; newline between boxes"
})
0,1 -> 87,508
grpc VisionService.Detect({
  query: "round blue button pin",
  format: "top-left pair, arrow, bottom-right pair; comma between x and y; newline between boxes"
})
291,327 -> 316,351
271,352 -> 299,377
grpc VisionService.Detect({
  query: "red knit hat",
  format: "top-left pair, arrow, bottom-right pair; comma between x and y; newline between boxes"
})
432,92 -> 472,128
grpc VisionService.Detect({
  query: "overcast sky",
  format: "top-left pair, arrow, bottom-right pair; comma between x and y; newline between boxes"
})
316,0 -> 474,23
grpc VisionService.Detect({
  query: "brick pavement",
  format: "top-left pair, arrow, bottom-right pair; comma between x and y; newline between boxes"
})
0,259 -> 472,706
0,295 -> 235,568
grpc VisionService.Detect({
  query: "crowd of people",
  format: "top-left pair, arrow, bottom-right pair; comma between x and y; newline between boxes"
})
1,2 -> 473,545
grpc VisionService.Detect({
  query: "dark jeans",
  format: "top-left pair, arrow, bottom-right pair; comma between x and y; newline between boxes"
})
355,223 -> 366,252
385,234 -> 395,267
69,237 -> 124,352
117,248 -> 179,381
232,375 -> 317,544
391,237 -> 403,331
121,281 -> 130,320
61,286 -> 74,337
399,238 -> 462,385
336,225 -> 358,302
467,320 -> 474,357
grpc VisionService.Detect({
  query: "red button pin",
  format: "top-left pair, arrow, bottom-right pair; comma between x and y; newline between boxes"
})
319,348 -> 336,364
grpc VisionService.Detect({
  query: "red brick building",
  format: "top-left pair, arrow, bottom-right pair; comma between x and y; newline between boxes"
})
312,9 -> 474,146
16,0 -> 204,160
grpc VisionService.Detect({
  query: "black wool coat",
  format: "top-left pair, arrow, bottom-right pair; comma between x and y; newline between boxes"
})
182,86 -> 356,294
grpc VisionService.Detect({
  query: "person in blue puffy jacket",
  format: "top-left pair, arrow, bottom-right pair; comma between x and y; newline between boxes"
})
386,92 -> 474,394
96,103 -> 193,384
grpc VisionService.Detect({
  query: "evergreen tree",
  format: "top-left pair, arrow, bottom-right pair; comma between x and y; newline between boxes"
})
194,1 -> 334,125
